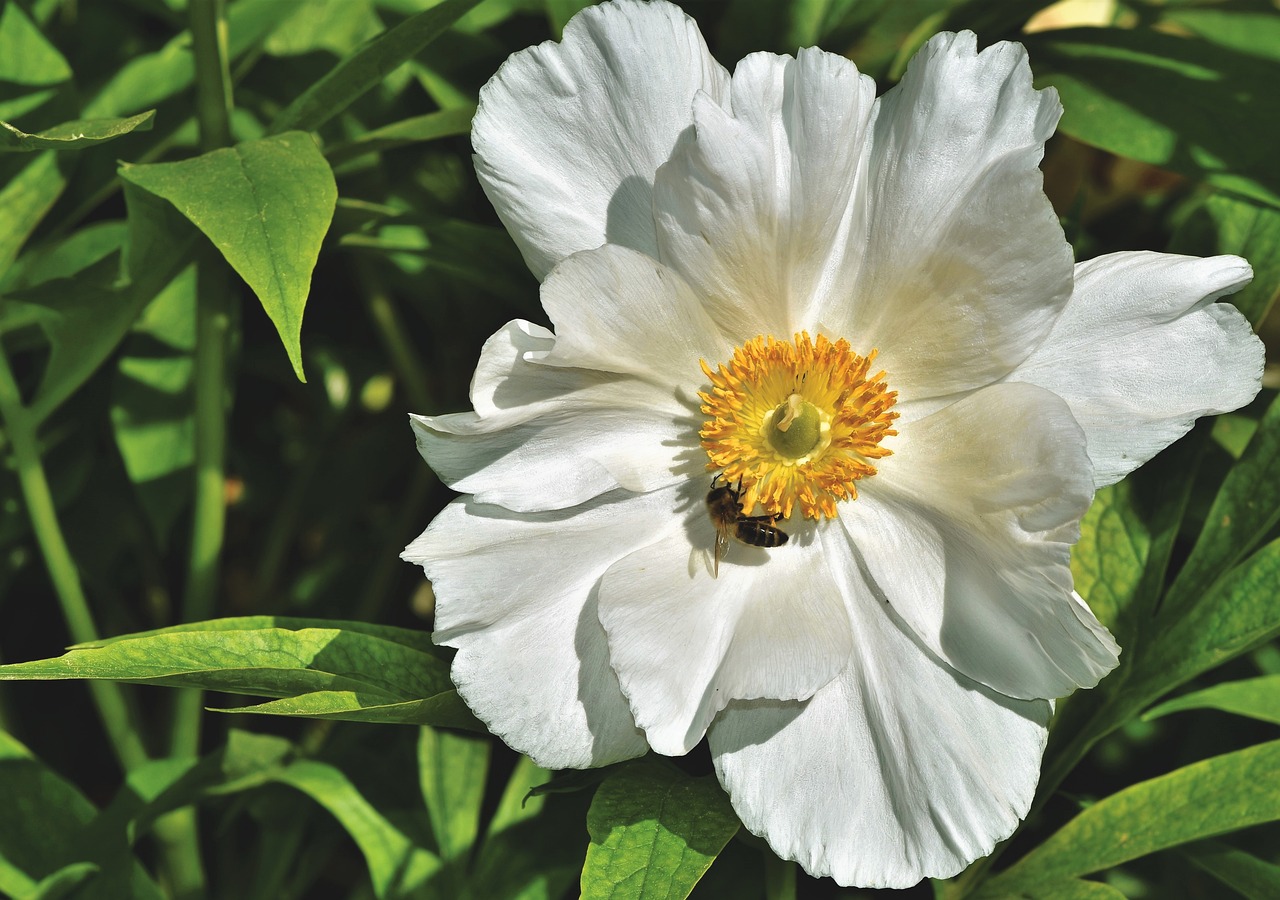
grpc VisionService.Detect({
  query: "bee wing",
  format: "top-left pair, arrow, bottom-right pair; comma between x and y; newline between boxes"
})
713,530 -> 729,578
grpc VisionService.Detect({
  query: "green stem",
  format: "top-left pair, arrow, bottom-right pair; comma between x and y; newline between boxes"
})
763,854 -> 797,900
0,349 -> 148,771
157,4 -> 235,898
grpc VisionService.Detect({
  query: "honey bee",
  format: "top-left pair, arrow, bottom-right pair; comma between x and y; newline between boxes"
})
705,474 -> 789,577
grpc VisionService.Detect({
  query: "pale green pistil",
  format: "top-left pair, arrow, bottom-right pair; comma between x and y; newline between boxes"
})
767,394 -> 822,459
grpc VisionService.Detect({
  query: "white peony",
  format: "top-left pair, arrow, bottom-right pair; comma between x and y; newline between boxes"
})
402,0 -> 1263,887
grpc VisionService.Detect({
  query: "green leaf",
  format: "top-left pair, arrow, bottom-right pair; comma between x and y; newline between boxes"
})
986,740 -> 1280,893
1129,536 -> 1280,703
111,265 -> 196,546
0,3 -> 71,87
263,0 -> 384,57
0,152 -> 67,280
418,726 -> 489,862
470,756 -> 581,900
1183,840 -> 1280,900
1,220 -> 126,293
71,615 -> 439,655
325,107 -> 474,166
0,731 -> 161,900
1170,192 -> 1280,328
1070,479 -> 1150,638
0,111 -> 154,152
1143,675 -> 1280,726
269,0 -> 486,135
20,861 -> 101,900
83,0 -> 299,118
273,759 -> 440,899
1024,28 -> 1280,208
118,132 -> 338,381
216,690 -> 482,730
0,625 -> 453,706
984,880 -> 1127,900
1163,8 -> 1280,62
581,763 -> 739,900
1163,394 -> 1280,618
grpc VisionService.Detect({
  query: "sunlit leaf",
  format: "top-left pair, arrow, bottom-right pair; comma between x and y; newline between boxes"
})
1024,28 -> 1280,208
1163,8 -> 1280,62
269,0 -> 486,134
0,111 -> 154,152
0,3 -> 71,87
1070,480 -> 1149,638
119,132 -> 338,381
0,625 -> 453,705
582,763 -> 739,900
1143,675 -> 1280,726
110,265 -> 196,546
216,690 -> 481,730
19,861 -> 101,900
986,740 -> 1280,893
418,725 -> 488,865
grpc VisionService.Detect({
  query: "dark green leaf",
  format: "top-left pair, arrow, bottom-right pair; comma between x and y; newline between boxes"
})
1183,840 -> 1280,900
1164,393 -> 1280,618
269,0 -> 486,135
0,111 -> 154,152
1143,675 -> 1280,726
0,152 -> 67,279
582,763 -> 739,900
273,760 -> 440,899
325,107 -> 474,165
1024,28 -> 1280,208
1169,192 -> 1280,328
1129,537 -> 1280,703
0,731 -> 161,900
119,132 -> 338,381
987,740 -> 1280,892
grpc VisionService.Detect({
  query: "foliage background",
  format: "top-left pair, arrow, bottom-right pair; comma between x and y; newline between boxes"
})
1,0 -> 1279,898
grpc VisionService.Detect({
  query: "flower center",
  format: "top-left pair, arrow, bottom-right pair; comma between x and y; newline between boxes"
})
699,332 -> 899,520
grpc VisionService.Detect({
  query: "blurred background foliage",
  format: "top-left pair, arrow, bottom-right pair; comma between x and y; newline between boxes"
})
0,0 -> 1279,897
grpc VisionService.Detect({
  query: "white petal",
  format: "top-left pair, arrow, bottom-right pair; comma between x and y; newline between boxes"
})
402,489 -> 675,769
472,0 -> 729,279
710,531 -> 1050,889
539,244 -> 730,385
597,488 -> 853,756
849,382 -> 1119,699
839,31 -> 1073,398
413,319 -> 699,512
653,48 -> 877,336
1007,251 -> 1264,487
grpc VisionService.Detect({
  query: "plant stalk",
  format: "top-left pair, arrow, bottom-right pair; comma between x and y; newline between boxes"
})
0,349 -> 148,771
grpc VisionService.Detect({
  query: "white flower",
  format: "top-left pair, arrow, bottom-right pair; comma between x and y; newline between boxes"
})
403,0 -> 1263,888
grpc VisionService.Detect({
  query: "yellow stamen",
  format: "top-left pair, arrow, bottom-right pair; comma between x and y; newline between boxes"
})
699,332 -> 898,520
